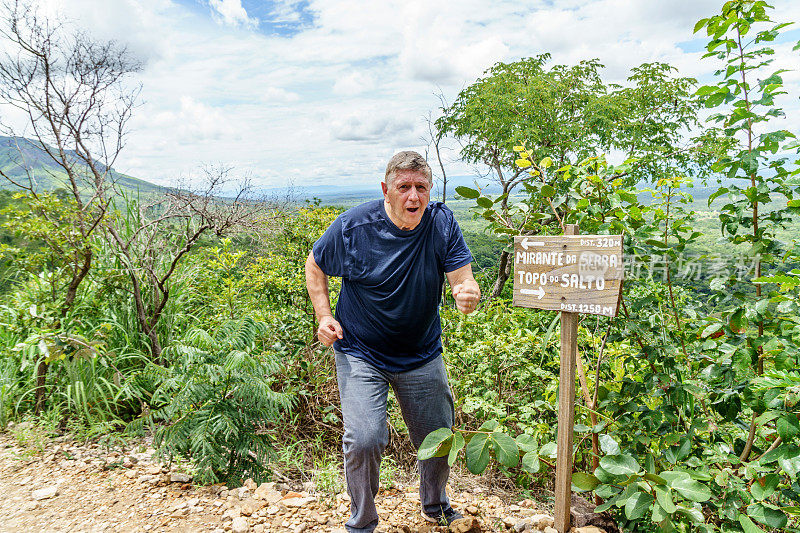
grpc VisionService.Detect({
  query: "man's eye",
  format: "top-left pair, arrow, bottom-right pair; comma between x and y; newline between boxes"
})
417,186 -> 428,192
399,185 -> 409,191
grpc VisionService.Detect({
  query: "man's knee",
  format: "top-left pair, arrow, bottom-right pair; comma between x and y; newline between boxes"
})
344,424 -> 388,459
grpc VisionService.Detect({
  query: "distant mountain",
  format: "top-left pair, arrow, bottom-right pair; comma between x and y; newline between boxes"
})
0,136 -> 163,195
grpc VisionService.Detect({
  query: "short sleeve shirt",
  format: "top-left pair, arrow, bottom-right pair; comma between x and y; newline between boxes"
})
313,199 -> 473,372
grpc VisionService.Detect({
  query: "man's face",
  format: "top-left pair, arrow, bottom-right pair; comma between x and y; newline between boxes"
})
381,169 -> 431,231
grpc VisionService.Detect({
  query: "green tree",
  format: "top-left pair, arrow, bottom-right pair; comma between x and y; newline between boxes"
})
0,0 -> 140,411
437,55 -> 711,298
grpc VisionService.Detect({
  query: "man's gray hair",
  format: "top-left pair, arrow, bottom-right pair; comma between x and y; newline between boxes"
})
384,151 -> 432,184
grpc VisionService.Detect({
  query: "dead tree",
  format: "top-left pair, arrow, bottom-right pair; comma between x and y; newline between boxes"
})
0,0 -> 141,411
104,165 -> 285,362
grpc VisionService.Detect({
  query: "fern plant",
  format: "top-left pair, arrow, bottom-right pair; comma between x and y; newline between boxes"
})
126,317 -> 294,485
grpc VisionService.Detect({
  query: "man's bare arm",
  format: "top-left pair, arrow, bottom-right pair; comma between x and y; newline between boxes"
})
445,263 -> 481,315
305,251 -> 343,346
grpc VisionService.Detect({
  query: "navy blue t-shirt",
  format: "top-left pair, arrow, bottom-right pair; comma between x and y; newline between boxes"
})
313,199 -> 473,372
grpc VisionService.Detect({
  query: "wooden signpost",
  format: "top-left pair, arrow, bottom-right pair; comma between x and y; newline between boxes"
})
512,225 -> 623,533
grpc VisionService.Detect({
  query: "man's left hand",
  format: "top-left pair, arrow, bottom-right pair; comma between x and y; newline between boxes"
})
452,283 -> 480,315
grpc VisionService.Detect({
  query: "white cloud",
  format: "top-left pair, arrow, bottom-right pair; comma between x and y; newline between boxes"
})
151,96 -> 238,144
262,87 -> 300,103
333,72 -> 376,96
208,0 -> 258,28
330,112 -> 415,143
32,0 -> 168,65
2,0 -> 798,188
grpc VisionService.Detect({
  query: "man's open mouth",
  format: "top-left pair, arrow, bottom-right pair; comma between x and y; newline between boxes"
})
407,207 -> 419,213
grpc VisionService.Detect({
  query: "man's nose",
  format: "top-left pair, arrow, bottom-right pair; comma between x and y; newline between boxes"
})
408,187 -> 419,201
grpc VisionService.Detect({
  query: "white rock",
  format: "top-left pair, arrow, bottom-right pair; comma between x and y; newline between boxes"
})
514,517 -> 530,532
529,514 -> 555,529
282,497 -> 315,508
231,516 -> 249,533
223,508 -> 242,520
253,482 -> 279,501
31,486 -> 59,500
171,472 -> 192,483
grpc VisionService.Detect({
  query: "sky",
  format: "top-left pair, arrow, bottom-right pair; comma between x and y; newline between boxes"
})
4,0 -> 800,192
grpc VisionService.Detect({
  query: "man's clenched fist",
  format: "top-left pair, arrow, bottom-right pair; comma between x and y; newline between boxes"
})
317,315 -> 343,347
452,283 -> 480,315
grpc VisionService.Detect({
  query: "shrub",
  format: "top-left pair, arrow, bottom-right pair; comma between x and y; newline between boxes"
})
127,317 -> 295,485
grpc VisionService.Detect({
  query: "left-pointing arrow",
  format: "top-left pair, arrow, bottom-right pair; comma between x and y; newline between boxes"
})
521,237 -> 546,250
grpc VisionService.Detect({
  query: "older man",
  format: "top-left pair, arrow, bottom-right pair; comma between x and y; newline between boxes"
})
305,151 -> 480,532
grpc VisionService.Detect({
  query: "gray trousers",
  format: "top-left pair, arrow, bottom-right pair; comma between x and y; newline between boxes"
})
335,350 -> 455,532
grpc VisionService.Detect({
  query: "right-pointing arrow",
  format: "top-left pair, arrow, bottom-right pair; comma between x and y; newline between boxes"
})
521,287 -> 545,299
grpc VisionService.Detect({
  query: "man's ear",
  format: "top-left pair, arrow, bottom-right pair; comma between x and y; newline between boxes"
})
381,181 -> 388,197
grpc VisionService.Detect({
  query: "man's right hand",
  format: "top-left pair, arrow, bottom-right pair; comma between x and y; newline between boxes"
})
317,315 -> 343,347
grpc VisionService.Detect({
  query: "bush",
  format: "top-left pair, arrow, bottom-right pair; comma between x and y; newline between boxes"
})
127,317 -> 295,485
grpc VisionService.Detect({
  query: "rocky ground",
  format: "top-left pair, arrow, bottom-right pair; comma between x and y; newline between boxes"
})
0,423 -> 611,533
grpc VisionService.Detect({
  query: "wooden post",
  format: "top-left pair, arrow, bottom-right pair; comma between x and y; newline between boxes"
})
555,223 -> 579,533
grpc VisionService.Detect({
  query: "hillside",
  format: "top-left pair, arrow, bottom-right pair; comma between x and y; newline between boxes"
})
0,136 -> 162,195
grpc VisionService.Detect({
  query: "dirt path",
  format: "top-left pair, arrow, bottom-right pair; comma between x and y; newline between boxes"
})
0,425 -> 605,533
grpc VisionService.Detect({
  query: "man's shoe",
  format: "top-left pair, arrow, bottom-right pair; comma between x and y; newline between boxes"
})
421,507 -> 463,526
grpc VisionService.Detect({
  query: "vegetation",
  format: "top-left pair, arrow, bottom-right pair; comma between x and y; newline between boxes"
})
420,2 -> 800,532
0,1 -> 799,533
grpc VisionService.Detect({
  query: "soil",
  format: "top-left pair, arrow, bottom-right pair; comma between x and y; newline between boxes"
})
0,424 -> 597,533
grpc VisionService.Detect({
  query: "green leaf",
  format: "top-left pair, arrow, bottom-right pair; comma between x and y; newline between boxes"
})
730,307 -> 747,333
675,505 -> 704,524
700,323 -> 722,338
747,503 -> 788,529
476,196 -> 493,209
491,432 -> 519,468
539,441 -> 557,458
598,434 -> 621,455
521,451 -> 540,474
541,184 -> 556,197
516,434 -> 536,453
739,514 -> 765,533
693,18 -> 708,34
447,432 -> 465,467
777,414 -> 800,442
625,491 -> 654,520
515,158 -> 532,169
455,186 -> 480,199
655,486 -> 677,514
572,472 -> 600,492
594,466 -> 616,484
658,515 -> 676,532
671,467 -> 711,481
750,474 -> 779,501
594,499 -> 615,514
478,419 -> 499,432
644,472 -> 668,486
652,501 -> 668,523
418,428 -> 453,460
540,156 -> 553,169
599,454 -> 641,476
671,476 -> 712,502
465,433 -> 492,475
